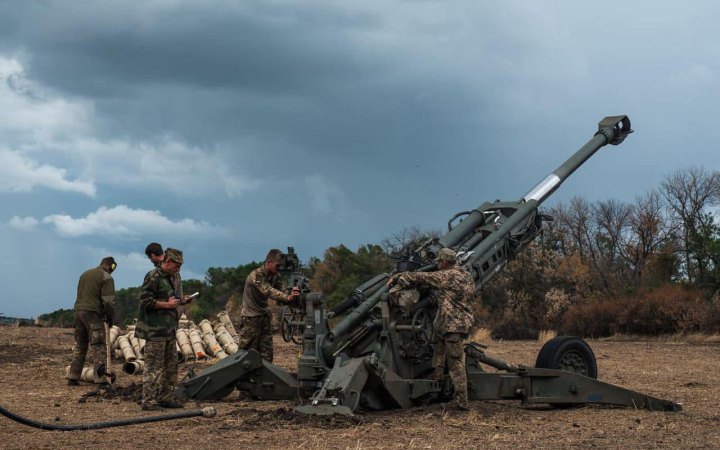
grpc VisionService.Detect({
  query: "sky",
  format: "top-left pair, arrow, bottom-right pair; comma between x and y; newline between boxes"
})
1,1 -> 719,318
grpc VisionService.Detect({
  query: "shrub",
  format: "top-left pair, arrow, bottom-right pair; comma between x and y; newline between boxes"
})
560,285 -> 719,337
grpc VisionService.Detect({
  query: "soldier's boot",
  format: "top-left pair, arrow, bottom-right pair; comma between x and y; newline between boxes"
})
141,403 -> 163,412
444,399 -> 469,411
67,379 -> 80,386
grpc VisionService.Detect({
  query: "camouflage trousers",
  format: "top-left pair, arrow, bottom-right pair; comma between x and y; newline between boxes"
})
237,314 -> 273,362
432,332 -> 468,408
69,310 -> 105,382
142,339 -> 178,405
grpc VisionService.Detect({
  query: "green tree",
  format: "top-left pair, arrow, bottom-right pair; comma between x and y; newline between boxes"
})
310,244 -> 393,308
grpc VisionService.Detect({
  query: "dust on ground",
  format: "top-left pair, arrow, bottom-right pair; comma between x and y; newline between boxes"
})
1,326 -> 719,449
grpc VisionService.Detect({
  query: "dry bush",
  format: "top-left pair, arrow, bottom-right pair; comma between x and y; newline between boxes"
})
469,327 -> 492,342
561,285 -> 720,337
491,289 -> 540,340
617,286 -> 712,334
560,297 -> 623,338
471,297 -> 492,328
543,288 -> 571,328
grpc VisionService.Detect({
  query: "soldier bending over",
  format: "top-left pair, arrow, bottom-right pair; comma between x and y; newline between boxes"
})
388,248 -> 475,410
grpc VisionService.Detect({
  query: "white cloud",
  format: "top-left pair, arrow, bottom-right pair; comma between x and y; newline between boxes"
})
304,174 -> 346,217
7,215 -> 39,230
1,57 -> 259,199
119,251 -> 153,272
0,147 -> 96,196
669,64 -> 715,86
134,138 -> 261,198
0,57 -> 92,142
42,205 -> 220,238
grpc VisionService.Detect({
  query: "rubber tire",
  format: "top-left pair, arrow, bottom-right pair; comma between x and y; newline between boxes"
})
535,336 -> 598,379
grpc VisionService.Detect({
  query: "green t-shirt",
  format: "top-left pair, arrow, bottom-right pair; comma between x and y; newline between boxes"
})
74,266 -> 115,316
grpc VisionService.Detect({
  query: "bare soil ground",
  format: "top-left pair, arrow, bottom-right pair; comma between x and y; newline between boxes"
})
1,326 -> 719,449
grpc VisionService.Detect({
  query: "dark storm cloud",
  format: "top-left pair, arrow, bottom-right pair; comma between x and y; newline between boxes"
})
3,1 -> 492,166
11,2 -> 380,94
3,0 -> 720,319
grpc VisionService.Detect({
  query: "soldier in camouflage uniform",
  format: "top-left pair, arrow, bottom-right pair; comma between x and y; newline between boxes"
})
68,256 -> 116,386
144,242 -> 184,315
238,249 -> 300,362
137,248 -> 192,411
388,248 -> 474,410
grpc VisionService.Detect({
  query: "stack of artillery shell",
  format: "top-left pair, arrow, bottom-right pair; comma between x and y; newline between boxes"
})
122,360 -> 145,375
188,327 -> 207,360
176,329 -> 195,360
112,311 -> 243,376
178,313 -> 191,329
216,311 -> 239,344
214,323 -> 239,354
117,334 -> 137,362
127,331 -> 145,360
108,325 -> 121,348
64,366 -> 100,383
199,320 -> 227,359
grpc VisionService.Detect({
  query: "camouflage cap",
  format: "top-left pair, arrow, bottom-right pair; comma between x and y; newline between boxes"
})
437,248 -> 457,262
165,247 -> 183,264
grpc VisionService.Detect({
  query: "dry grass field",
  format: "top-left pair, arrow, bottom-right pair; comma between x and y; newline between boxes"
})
1,326 -> 719,449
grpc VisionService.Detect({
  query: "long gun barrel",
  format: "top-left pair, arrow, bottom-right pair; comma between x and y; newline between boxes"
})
329,115 -> 632,342
440,116 -> 631,248
446,116 -> 631,288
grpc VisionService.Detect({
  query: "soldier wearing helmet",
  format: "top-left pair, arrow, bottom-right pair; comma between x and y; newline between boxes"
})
387,247 -> 474,410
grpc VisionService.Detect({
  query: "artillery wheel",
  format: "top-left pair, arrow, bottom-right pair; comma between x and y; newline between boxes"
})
411,308 -> 434,345
535,336 -> 597,409
280,306 -> 303,345
535,336 -> 597,378
280,306 -> 293,343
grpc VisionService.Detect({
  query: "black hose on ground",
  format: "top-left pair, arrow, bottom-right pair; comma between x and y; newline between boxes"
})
0,404 -> 216,431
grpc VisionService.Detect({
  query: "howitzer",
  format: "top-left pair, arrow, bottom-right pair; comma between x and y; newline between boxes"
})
176,116 -> 681,414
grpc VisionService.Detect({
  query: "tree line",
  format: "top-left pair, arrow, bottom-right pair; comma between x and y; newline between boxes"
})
39,167 -> 720,337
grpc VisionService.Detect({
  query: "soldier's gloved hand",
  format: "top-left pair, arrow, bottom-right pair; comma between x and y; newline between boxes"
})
287,287 -> 300,302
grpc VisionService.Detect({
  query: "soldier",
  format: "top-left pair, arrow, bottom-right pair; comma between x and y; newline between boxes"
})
144,242 -> 183,315
68,256 -> 116,386
387,248 -> 474,410
145,242 -> 164,267
237,249 -> 300,362
136,248 -> 192,411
